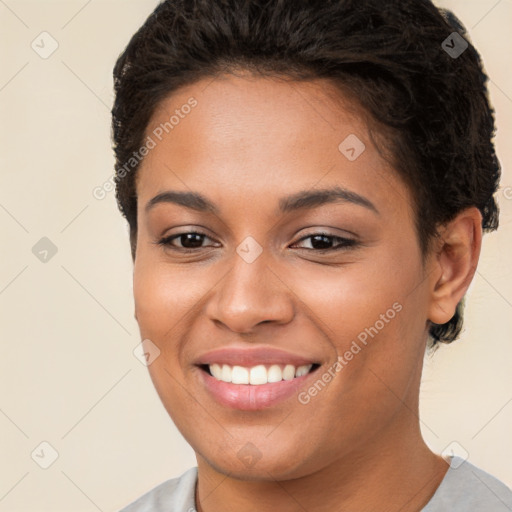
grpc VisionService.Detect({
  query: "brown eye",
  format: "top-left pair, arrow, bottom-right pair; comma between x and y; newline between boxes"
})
292,233 -> 358,252
158,231 -> 218,252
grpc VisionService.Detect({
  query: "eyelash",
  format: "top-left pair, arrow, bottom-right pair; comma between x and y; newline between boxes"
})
156,231 -> 358,254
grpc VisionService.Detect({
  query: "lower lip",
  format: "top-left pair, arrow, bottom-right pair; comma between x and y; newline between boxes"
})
198,367 -> 318,410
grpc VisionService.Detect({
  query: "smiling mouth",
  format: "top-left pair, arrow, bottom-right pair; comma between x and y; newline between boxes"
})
199,363 -> 321,385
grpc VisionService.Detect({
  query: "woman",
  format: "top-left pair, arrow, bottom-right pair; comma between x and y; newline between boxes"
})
112,0 -> 512,510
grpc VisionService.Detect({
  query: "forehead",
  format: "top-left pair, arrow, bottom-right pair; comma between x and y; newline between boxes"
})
143,73 -> 368,160
136,74 -> 410,221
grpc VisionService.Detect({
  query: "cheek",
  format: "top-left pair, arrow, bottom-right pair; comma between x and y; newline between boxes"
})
132,256 -> 200,420
291,256 -> 414,338
287,244 -> 426,385
133,254 -> 202,337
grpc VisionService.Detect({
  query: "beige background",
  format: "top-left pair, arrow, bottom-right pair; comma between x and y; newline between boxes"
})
0,0 -> 511,510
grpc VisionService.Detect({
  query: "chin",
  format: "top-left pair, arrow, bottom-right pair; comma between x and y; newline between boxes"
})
198,441 -> 320,481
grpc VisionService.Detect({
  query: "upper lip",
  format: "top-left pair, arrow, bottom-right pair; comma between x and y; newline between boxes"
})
194,346 -> 321,367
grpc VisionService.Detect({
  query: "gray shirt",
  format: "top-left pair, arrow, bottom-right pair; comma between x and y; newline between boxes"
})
120,456 -> 512,511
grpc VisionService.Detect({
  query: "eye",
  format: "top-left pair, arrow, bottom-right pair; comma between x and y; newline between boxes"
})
157,231 -> 218,253
155,230 -> 358,254
291,232 -> 358,252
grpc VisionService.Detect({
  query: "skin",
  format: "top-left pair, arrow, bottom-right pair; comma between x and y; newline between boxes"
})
132,72 -> 482,512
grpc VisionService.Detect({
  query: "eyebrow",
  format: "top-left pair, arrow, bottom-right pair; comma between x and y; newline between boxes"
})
144,186 -> 379,216
279,186 -> 379,215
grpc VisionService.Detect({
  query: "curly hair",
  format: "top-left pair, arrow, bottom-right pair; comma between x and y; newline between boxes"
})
111,0 -> 501,348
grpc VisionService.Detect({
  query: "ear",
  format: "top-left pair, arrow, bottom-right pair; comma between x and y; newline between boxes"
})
427,207 -> 483,325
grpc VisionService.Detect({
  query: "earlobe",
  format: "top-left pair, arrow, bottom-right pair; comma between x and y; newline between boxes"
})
427,208 -> 482,325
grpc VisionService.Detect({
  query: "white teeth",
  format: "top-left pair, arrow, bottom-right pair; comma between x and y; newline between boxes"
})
267,364 -> 283,383
221,364 -> 232,383
210,363 -> 223,380
295,364 -> 311,377
249,365 -> 267,385
283,364 -> 295,380
208,363 -> 314,385
231,365 -> 249,384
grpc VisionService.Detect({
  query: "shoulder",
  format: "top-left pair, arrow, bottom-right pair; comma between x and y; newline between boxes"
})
119,466 -> 198,512
423,456 -> 512,511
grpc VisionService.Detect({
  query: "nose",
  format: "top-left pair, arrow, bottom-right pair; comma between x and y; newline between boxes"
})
205,249 -> 295,334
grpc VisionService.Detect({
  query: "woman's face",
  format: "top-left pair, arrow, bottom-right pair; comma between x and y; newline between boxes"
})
133,74 -> 435,480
